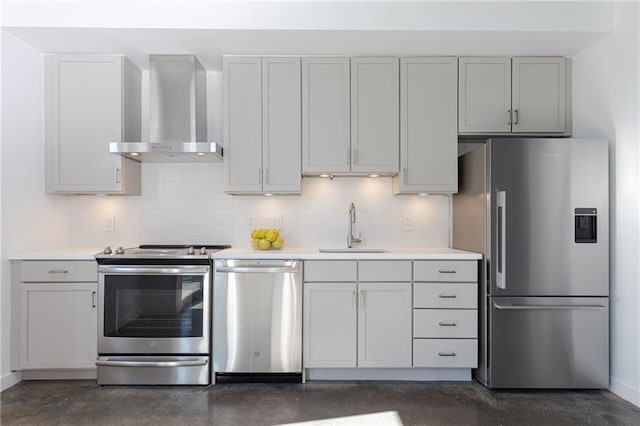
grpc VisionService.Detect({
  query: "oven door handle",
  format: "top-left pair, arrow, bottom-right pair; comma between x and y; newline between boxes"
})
216,266 -> 300,274
95,358 -> 208,368
97,266 -> 210,275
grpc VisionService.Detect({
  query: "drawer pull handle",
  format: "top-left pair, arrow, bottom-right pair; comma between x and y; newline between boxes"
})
48,269 -> 68,274
91,291 -> 97,308
438,321 -> 457,327
438,294 -> 457,299
438,352 -> 456,357
438,269 -> 457,274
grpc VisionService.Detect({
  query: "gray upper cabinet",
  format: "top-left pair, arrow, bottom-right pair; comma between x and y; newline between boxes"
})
350,58 -> 399,174
224,56 -> 301,194
302,57 -> 400,175
302,57 -> 351,173
393,57 -> 458,194
459,57 -> 570,135
511,57 -> 566,133
44,55 -> 141,195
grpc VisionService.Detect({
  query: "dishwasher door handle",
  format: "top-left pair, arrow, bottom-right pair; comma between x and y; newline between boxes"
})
216,266 -> 300,274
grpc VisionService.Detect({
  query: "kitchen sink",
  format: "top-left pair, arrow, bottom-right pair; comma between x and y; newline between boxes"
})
318,248 -> 387,253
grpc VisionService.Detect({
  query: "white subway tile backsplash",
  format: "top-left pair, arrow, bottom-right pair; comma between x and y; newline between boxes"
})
68,162 -> 451,249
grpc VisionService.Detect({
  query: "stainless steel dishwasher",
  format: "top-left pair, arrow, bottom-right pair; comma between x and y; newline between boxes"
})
213,259 -> 302,380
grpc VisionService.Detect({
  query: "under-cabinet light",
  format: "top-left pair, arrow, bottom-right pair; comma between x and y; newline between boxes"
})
264,193 -> 273,197
369,174 -> 380,178
130,152 -> 139,156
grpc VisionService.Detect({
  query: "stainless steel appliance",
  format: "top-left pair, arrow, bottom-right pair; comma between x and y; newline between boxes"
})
213,259 -> 302,381
110,55 -> 223,162
453,138 -> 609,388
95,244 -> 229,385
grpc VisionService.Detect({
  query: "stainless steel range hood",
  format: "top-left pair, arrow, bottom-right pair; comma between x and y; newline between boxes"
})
110,55 -> 223,162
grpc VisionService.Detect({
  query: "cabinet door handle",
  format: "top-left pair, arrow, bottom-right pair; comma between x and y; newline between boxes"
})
353,149 -> 358,165
346,149 -> 350,165
257,168 -> 262,184
264,168 -> 269,184
115,168 -> 121,184
47,269 -> 68,274
438,352 -> 456,357
403,168 -> 408,184
507,109 -> 512,125
438,269 -> 457,274
438,294 -> 457,299
513,109 -> 519,125
91,291 -> 97,308
352,291 -> 357,309
360,290 -> 365,306
438,321 -> 457,327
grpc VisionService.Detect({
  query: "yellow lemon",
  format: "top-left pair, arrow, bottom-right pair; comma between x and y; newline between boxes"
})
250,230 -> 259,239
251,238 -> 260,248
256,228 -> 266,239
258,238 -> 271,250
265,229 -> 278,242
272,238 -> 285,249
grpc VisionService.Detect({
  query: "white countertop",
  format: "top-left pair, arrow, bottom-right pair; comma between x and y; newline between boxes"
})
8,248 -> 102,261
212,247 -> 482,260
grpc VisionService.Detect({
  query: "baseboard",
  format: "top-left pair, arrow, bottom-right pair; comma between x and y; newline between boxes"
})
305,368 -> 471,382
1,371 -> 22,392
610,376 -> 640,407
22,369 -> 96,380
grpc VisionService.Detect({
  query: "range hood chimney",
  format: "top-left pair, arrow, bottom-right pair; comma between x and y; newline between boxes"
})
110,54 -> 223,162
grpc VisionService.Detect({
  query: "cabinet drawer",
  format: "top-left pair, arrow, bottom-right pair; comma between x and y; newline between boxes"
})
359,260 -> 411,282
305,261 -> 357,282
20,261 -> 97,283
414,283 -> 477,309
414,261 -> 477,282
413,309 -> 477,338
413,339 -> 478,368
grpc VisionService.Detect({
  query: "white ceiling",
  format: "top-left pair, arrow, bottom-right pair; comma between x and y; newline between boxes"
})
2,1 -> 615,71
4,27 -> 610,71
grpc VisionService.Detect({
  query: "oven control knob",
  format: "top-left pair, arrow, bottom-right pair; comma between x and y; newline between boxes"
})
103,246 -> 113,254
115,246 -> 125,255
187,246 -> 195,255
199,247 -> 208,255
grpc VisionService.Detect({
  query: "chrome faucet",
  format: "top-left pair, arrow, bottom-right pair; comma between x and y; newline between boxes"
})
347,202 -> 363,248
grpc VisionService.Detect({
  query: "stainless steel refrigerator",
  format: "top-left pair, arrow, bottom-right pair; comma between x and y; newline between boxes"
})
453,138 -> 609,388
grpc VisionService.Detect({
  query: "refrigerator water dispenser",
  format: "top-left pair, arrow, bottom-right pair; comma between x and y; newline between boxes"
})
575,208 -> 597,243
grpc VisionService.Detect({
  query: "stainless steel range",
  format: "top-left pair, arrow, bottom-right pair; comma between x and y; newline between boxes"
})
95,244 -> 229,385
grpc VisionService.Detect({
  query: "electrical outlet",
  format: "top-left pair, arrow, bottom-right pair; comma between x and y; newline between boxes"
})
247,215 -> 256,229
263,216 -> 283,229
106,216 -> 116,233
403,216 -> 412,231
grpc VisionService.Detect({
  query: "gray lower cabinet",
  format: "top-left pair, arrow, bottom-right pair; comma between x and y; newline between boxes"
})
44,55 -> 141,195
412,260 -> 478,368
459,56 -> 570,135
12,260 -> 98,373
303,260 -> 412,368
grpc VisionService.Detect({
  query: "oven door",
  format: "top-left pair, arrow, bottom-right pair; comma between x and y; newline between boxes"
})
97,265 -> 210,355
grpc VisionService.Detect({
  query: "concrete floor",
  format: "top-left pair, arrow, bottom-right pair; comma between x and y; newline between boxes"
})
2,380 -> 640,426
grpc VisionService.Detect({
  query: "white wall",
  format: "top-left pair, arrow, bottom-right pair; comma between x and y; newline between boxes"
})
0,31 -> 70,389
572,1 -> 640,406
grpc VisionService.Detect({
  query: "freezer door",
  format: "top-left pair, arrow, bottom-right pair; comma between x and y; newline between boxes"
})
490,138 -> 609,296
489,297 -> 608,388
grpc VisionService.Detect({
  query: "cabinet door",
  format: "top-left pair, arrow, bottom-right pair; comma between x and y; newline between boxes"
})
459,57 -> 512,133
350,58 -> 399,174
262,57 -> 302,193
358,282 -> 411,368
304,282 -> 357,368
512,57 -> 566,133
45,56 -> 128,193
395,57 -> 458,193
224,56 -> 263,193
20,283 -> 97,369
302,58 -> 351,173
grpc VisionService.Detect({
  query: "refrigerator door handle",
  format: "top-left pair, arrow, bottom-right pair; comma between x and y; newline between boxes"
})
493,302 -> 607,310
497,190 -> 507,289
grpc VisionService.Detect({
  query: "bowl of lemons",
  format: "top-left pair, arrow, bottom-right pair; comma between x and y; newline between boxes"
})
251,228 -> 285,250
